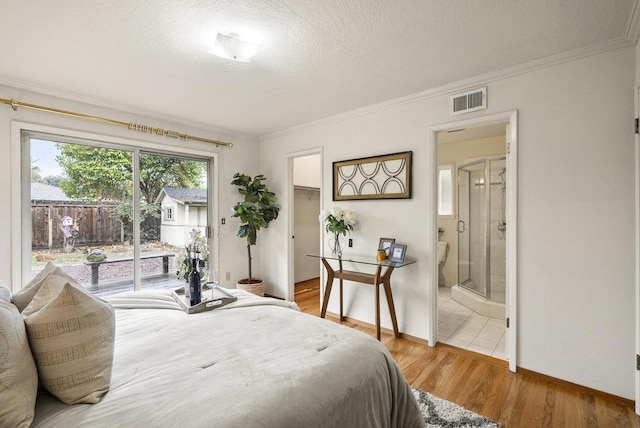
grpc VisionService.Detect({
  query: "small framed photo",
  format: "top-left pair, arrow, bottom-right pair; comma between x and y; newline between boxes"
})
378,238 -> 395,256
388,243 -> 407,263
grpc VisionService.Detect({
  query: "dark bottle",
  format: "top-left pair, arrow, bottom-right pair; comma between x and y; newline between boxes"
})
189,256 -> 202,306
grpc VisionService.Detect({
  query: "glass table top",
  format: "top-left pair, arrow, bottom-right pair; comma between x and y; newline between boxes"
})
307,252 -> 416,268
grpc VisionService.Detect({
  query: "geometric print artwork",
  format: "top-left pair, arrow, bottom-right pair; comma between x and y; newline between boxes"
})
333,151 -> 412,200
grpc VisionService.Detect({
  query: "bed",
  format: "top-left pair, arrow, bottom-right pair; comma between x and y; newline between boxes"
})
26,288 -> 425,427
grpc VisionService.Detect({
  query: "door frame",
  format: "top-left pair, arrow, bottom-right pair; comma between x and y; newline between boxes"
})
286,147 -> 323,302
429,110 -> 518,372
634,87 -> 640,415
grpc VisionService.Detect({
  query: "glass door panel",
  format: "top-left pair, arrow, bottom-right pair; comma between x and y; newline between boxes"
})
139,152 -> 209,291
457,167 -> 470,285
29,137 -> 135,295
457,160 -> 488,297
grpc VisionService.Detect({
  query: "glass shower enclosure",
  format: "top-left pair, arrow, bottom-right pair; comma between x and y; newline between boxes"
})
457,157 -> 506,303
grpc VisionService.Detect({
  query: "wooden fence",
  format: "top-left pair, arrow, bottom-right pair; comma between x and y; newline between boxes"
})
31,204 -> 160,250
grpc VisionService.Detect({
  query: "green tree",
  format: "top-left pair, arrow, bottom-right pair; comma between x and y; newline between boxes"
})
56,145 -> 205,204
31,164 -> 44,183
43,175 -> 64,187
56,144 -> 206,242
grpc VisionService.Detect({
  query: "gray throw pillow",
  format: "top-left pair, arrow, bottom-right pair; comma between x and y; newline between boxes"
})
0,301 -> 38,427
0,280 -> 11,303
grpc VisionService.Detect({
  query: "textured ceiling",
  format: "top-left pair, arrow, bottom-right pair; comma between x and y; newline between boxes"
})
0,1 -> 637,136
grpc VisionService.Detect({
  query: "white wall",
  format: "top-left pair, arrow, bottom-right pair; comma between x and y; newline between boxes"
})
0,84 -> 260,290
259,46 -> 636,399
293,154 -> 321,188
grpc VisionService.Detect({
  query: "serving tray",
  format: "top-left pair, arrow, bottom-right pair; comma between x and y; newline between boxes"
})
172,284 -> 238,314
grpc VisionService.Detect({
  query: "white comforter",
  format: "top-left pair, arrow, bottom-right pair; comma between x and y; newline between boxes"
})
32,289 -> 424,427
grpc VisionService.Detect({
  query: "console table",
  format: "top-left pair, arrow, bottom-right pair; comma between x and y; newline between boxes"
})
307,253 -> 416,340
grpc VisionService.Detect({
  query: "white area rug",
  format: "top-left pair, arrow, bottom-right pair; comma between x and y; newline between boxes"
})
412,387 -> 501,428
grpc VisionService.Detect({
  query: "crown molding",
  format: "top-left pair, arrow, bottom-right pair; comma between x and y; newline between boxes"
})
0,77 -> 253,142
625,0 -> 640,44
260,37 -> 635,142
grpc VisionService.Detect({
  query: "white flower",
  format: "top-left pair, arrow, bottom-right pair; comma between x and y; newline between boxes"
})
344,210 -> 356,225
176,228 -> 209,280
321,206 -> 357,235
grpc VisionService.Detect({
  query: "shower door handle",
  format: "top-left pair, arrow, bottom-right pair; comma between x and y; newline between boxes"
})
456,220 -> 465,233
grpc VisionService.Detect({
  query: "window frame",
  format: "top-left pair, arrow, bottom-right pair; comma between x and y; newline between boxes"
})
11,121 -> 218,293
164,206 -> 174,221
437,163 -> 455,218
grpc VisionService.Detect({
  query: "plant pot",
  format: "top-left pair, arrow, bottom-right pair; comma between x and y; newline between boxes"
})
236,279 -> 265,297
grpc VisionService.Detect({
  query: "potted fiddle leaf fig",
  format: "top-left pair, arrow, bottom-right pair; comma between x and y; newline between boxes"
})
231,173 -> 280,296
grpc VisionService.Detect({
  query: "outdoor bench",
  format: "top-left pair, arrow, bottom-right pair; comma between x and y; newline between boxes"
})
84,252 -> 176,285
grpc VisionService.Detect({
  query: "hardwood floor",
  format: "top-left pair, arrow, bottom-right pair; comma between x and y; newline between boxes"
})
295,278 -> 640,428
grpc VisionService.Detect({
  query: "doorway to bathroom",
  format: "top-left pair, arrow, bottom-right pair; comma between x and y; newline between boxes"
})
433,114 -> 516,367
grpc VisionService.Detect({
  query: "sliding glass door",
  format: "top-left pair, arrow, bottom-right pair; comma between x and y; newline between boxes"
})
25,132 -> 211,296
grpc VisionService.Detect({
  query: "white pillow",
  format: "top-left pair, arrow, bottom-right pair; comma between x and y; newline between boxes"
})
12,261 -> 58,312
0,301 -> 38,427
23,282 -> 116,405
0,280 -> 11,303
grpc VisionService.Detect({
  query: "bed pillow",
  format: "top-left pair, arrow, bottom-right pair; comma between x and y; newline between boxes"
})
0,302 -> 38,427
23,282 -> 116,405
12,261 -> 58,312
0,280 -> 11,303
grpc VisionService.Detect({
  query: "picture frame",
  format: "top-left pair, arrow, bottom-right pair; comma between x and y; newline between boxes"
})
333,151 -> 412,200
378,238 -> 395,256
388,243 -> 407,263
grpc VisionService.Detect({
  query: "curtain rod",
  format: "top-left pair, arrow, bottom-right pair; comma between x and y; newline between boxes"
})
0,97 -> 233,148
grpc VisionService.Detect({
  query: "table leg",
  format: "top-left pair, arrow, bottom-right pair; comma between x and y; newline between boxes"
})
374,265 -> 382,340
382,267 -> 400,338
339,278 -> 344,321
162,256 -> 169,274
91,265 -> 99,286
338,258 -> 344,321
320,258 -> 334,318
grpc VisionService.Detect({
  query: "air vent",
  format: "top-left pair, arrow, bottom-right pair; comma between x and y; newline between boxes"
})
450,87 -> 487,115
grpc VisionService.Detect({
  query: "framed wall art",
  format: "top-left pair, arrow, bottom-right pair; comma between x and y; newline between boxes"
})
333,151 -> 412,201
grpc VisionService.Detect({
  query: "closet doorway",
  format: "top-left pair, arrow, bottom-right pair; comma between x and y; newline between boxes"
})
288,151 -> 322,308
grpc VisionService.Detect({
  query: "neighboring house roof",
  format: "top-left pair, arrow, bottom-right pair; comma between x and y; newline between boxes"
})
157,187 -> 207,205
31,182 -> 80,203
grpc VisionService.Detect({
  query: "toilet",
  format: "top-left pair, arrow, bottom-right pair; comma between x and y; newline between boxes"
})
437,241 -> 448,286
437,241 -> 448,264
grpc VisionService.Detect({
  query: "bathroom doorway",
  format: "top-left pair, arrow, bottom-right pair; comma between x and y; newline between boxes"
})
434,117 -> 514,364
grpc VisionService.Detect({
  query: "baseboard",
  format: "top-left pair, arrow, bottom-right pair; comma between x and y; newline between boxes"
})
516,367 -> 635,408
264,293 -> 284,300
325,311 -> 428,345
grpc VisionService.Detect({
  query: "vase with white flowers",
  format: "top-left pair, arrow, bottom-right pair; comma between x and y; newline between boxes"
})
319,207 -> 357,256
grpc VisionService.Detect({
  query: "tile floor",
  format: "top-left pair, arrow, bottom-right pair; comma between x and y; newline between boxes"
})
438,286 -> 507,360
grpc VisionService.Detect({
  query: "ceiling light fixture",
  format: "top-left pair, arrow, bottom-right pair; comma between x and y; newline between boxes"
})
210,32 -> 261,63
